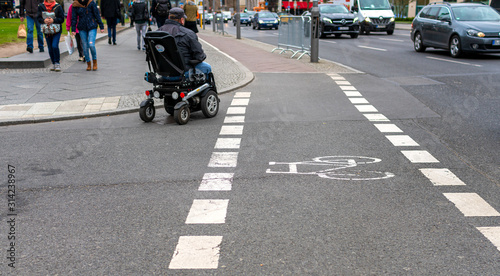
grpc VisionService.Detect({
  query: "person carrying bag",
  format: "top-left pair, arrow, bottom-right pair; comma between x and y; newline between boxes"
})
37,0 -> 64,71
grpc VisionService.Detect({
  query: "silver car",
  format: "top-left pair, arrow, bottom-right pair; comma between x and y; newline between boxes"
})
411,2 -> 500,58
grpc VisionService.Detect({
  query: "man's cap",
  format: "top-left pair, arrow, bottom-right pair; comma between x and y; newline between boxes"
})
169,7 -> 187,19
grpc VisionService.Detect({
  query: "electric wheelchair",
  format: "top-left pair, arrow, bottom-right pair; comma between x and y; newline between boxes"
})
139,31 -> 219,125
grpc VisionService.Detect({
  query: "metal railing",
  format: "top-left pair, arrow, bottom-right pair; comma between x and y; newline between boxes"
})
272,16 -> 311,59
215,13 -> 228,35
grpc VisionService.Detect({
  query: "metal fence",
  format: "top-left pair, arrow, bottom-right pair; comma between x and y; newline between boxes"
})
215,13 -> 228,35
272,16 -> 311,59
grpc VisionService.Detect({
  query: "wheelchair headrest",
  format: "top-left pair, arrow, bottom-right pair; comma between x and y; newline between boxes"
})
144,31 -> 186,77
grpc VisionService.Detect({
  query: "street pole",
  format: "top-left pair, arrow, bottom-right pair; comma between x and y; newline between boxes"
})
310,0 -> 319,62
236,0 -> 241,39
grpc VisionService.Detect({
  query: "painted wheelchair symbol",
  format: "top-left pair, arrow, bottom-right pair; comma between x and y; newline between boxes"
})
266,156 -> 395,180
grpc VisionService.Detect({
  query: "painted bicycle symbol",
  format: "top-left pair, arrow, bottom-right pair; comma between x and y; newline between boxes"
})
266,156 -> 395,180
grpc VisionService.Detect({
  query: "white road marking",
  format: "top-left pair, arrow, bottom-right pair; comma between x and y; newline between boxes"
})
349,98 -> 369,104
328,76 -> 345,81
339,85 -> 357,90
220,125 -> 244,135
385,135 -> 420,146
363,113 -> 390,121
426,56 -> 482,67
378,38 -> 404,42
358,45 -> 387,51
231,98 -> 249,106
234,92 -> 251,97
443,193 -> 500,217
215,138 -> 241,149
224,116 -> 245,123
227,107 -> 246,114
401,150 -> 440,163
321,40 -> 337,44
477,227 -> 500,251
186,199 -> 229,224
169,236 -> 223,269
345,91 -> 362,97
199,173 -> 234,191
374,123 -> 403,133
336,80 -> 351,85
355,105 -> 378,112
208,152 -> 239,167
419,168 -> 466,186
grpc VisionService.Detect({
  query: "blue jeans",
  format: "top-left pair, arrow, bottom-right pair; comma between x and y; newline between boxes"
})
45,32 -> 61,64
79,29 -> 97,62
105,17 -> 117,43
26,15 -> 44,49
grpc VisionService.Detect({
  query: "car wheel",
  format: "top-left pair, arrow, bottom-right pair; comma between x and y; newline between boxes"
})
449,35 -> 462,58
413,32 -> 426,52
174,105 -> 190,125
201,90 -> 219,118
350,33 -> 358,38
139,104 -> 155,122
387,30 -> 393,35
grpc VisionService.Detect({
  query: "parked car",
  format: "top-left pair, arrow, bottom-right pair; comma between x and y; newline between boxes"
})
303,4 -> 359,38
222,11 -> 231,22
198,12 -> 212,24
252,11 -> 279,30
411,2 -> 500,58
233,13 -> 251,26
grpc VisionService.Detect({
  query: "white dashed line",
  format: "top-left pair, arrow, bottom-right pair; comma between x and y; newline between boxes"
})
215,138 -> 241,149
419,168 -> 466,186
185,200 -> 230,224
208,152 -> 239,167
443,193 -> 500,217
426,56 -> 482,67
335,80 -> 351,85
373,124 -> 403,133
224,116 -> 245,123
199,173 -> 234,191
234,92 -> 252,97
230,98 -> 250,106
169,236 -> 223,269
401,150 -> 440,163
385,135 -> 420,147
358,45 -> 387,51
355,105 -> 378,112
339,85 -> 357,90
363,113 -> 390,121
349,98 -> 369,104
227,106 -> 246,114
477,227 -> 500,251
344,91 -> 363,97
220,125 -> 244,135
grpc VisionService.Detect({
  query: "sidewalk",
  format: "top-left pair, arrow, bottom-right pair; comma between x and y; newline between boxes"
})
0,26 -> 358,126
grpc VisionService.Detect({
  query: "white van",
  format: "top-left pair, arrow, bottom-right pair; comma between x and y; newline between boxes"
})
352,0 -> 395,35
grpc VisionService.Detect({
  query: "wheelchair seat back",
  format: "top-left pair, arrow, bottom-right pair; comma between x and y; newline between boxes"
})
144,31 -> 186,79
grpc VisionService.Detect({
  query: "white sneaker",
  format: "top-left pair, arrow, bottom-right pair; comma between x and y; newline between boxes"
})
50,64 -> 56,71
54,63 -> 61,72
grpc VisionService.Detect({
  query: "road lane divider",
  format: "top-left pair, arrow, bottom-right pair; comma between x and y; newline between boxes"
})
358,45 -> 387,51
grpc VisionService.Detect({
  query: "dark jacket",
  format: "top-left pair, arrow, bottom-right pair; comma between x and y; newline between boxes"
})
131,0 -> 149,23
158,19 -> 206,67
71,0 -> 104,32
20,0 -> 43,18
151,0 -> 171,18
100,0 -> 121,19
36,2 -> 65,34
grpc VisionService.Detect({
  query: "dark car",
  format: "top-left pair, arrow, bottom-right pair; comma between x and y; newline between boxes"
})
411,2 -> 500,58
252,11 -> 279,30
303,4 -> 359,38
233,13 -> 251,26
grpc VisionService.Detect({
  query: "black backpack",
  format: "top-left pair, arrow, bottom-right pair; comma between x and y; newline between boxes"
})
132,2 -> 146,21
156,0 -> 170,17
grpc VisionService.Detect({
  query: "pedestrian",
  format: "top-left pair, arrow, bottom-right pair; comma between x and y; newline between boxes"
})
100,0 -> 121,45
127,1 -> 134,27
19,0 -> 45,53
131,0 -> 149,50
158,8 -> 211,79
151,0 -> 171,28
71,0 -> 105,71
183,0 -> 197,33
37,0 -> 64,71
66,3 -> 85,62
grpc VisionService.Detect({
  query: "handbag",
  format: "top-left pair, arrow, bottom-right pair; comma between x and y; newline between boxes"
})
41,11 -> 61,35
17,24 -> 27,38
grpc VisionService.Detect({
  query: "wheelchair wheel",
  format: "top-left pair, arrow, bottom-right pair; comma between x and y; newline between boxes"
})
174,105 -> 190,125
139,104 -> 155,122
201,90 -> 219,118
164,98 -> 174,115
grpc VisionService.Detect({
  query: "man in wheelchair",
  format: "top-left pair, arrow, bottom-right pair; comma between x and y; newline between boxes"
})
139,7 -> 219,125
158,7 -> 211,80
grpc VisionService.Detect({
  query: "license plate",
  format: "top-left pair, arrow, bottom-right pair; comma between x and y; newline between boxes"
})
493,39 -> 500,45
338,27 -> 349,30
376,25 -> 386,28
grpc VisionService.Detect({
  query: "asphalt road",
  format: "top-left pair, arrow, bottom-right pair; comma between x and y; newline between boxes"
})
1,23 -> 499,275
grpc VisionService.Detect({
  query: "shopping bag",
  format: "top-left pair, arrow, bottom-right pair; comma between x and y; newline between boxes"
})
65,34 -> 75,55
17,24 -> 27,39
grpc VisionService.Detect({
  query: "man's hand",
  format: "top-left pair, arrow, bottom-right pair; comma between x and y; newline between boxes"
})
100,29 -> 104,33
71,32 -> 76,36
20,16 -> 24,22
